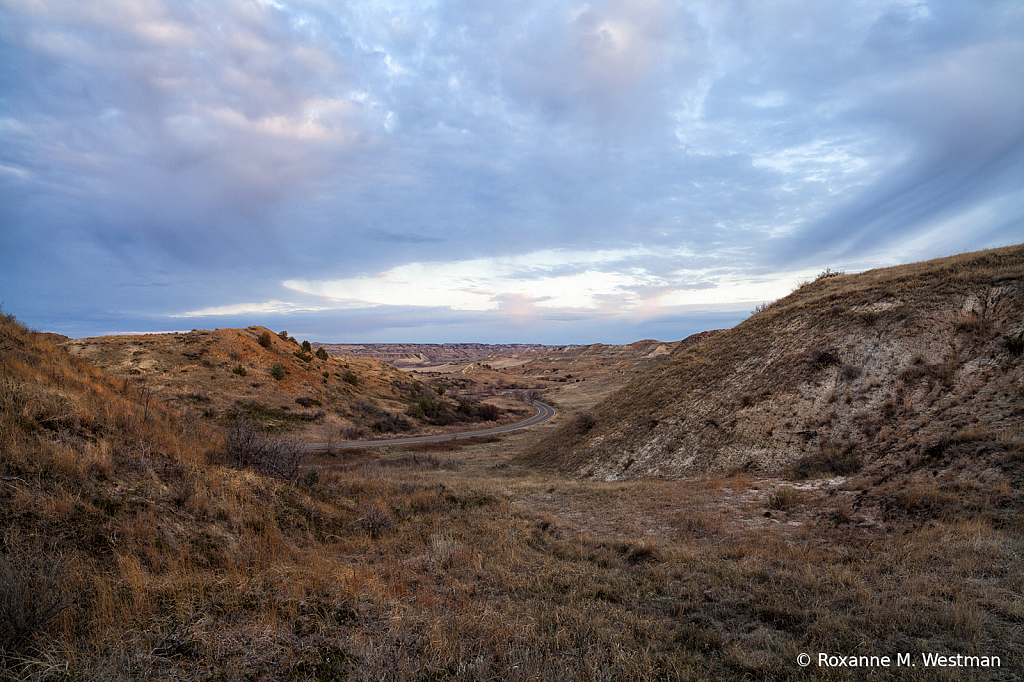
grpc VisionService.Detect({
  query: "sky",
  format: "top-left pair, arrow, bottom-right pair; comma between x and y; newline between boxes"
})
2,0 -> 1022,344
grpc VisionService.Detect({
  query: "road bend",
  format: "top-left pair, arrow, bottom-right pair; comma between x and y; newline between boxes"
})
305,399 -> 556,451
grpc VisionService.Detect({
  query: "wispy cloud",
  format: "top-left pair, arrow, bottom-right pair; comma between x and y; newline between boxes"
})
173,300 -> 332,318
283,248 -> 811,315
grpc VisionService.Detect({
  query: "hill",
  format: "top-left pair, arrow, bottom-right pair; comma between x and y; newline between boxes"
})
2,310 -> 654,679
61,327 -> 524,440
504,334 -> 720,412
314,342 -> 549,368
520,245 -> 1024,481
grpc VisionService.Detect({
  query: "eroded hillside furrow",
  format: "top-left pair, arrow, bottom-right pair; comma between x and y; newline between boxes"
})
520,246 -> 1024,482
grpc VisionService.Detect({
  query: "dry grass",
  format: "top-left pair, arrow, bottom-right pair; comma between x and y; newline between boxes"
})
519,244 -> 1024,482
58,326 -> 530,445
3,305 -> 1023,680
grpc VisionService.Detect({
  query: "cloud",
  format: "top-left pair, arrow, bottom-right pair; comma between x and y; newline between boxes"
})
283,250 -> 657,311
171,299 -> 332,318
282,248 -> 814,320
2,0 -> 1022,342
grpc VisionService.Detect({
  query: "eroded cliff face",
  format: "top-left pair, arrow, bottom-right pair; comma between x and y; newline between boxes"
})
521,246 -> 1024,480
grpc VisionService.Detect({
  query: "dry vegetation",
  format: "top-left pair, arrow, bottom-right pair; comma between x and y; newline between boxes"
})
60,327 -> 526,443
521,245 -> 1024,482
417,335 -> 716,416
2,245 -> 1022,681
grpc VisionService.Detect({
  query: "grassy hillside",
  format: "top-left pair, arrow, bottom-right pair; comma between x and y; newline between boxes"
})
1,311 -> 623,680
520,245 -> 1024,481
61,327 -> 521,441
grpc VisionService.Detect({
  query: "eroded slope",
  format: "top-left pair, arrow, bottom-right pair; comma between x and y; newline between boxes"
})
521,246 -> 1024,480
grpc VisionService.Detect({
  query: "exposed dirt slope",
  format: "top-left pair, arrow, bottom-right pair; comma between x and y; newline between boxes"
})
503,333 -> 721,412
520,245 -> 1024,480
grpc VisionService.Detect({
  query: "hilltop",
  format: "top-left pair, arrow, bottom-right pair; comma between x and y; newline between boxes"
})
61,327 -> 528,440
521,245 -> 1024,482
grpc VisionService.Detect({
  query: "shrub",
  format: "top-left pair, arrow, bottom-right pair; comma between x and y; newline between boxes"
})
350,398 -> 388,419
370,414 -> 412,434
232,364 -> 247,377
858,311 -> 879,326
0,551 -> 71,657
269,363 -> 286,380
1005,335 -> 1024,356
478,403 -> 500,421
316,347 -> 329,361
570,411 -> 597,434
954,312 -> 989,335
787,443 -> 862,480
342,425 -> 367,439
278,330 -> 289,341
840,364 -> 862,380
293,350 -> 313,363
301,340 -> 312,353
815,267 -> 844,281
357,502 -> 394,538
768,486 -> 803,510
420,396 -> 443,418
224,415 -> 305,480
257,332 -> 272,349
810,348 -> 841,368
342,370 -> 358,386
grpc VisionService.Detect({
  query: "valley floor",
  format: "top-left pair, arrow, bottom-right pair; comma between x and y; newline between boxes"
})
12,432 -> 1019,681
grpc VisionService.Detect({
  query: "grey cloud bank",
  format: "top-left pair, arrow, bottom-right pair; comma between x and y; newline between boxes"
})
1,0 -> 1022,343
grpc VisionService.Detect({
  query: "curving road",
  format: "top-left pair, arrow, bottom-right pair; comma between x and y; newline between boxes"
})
306,399 -> 556,450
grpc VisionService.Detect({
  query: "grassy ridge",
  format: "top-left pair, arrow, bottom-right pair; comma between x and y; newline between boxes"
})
519,244 -> 1024,479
